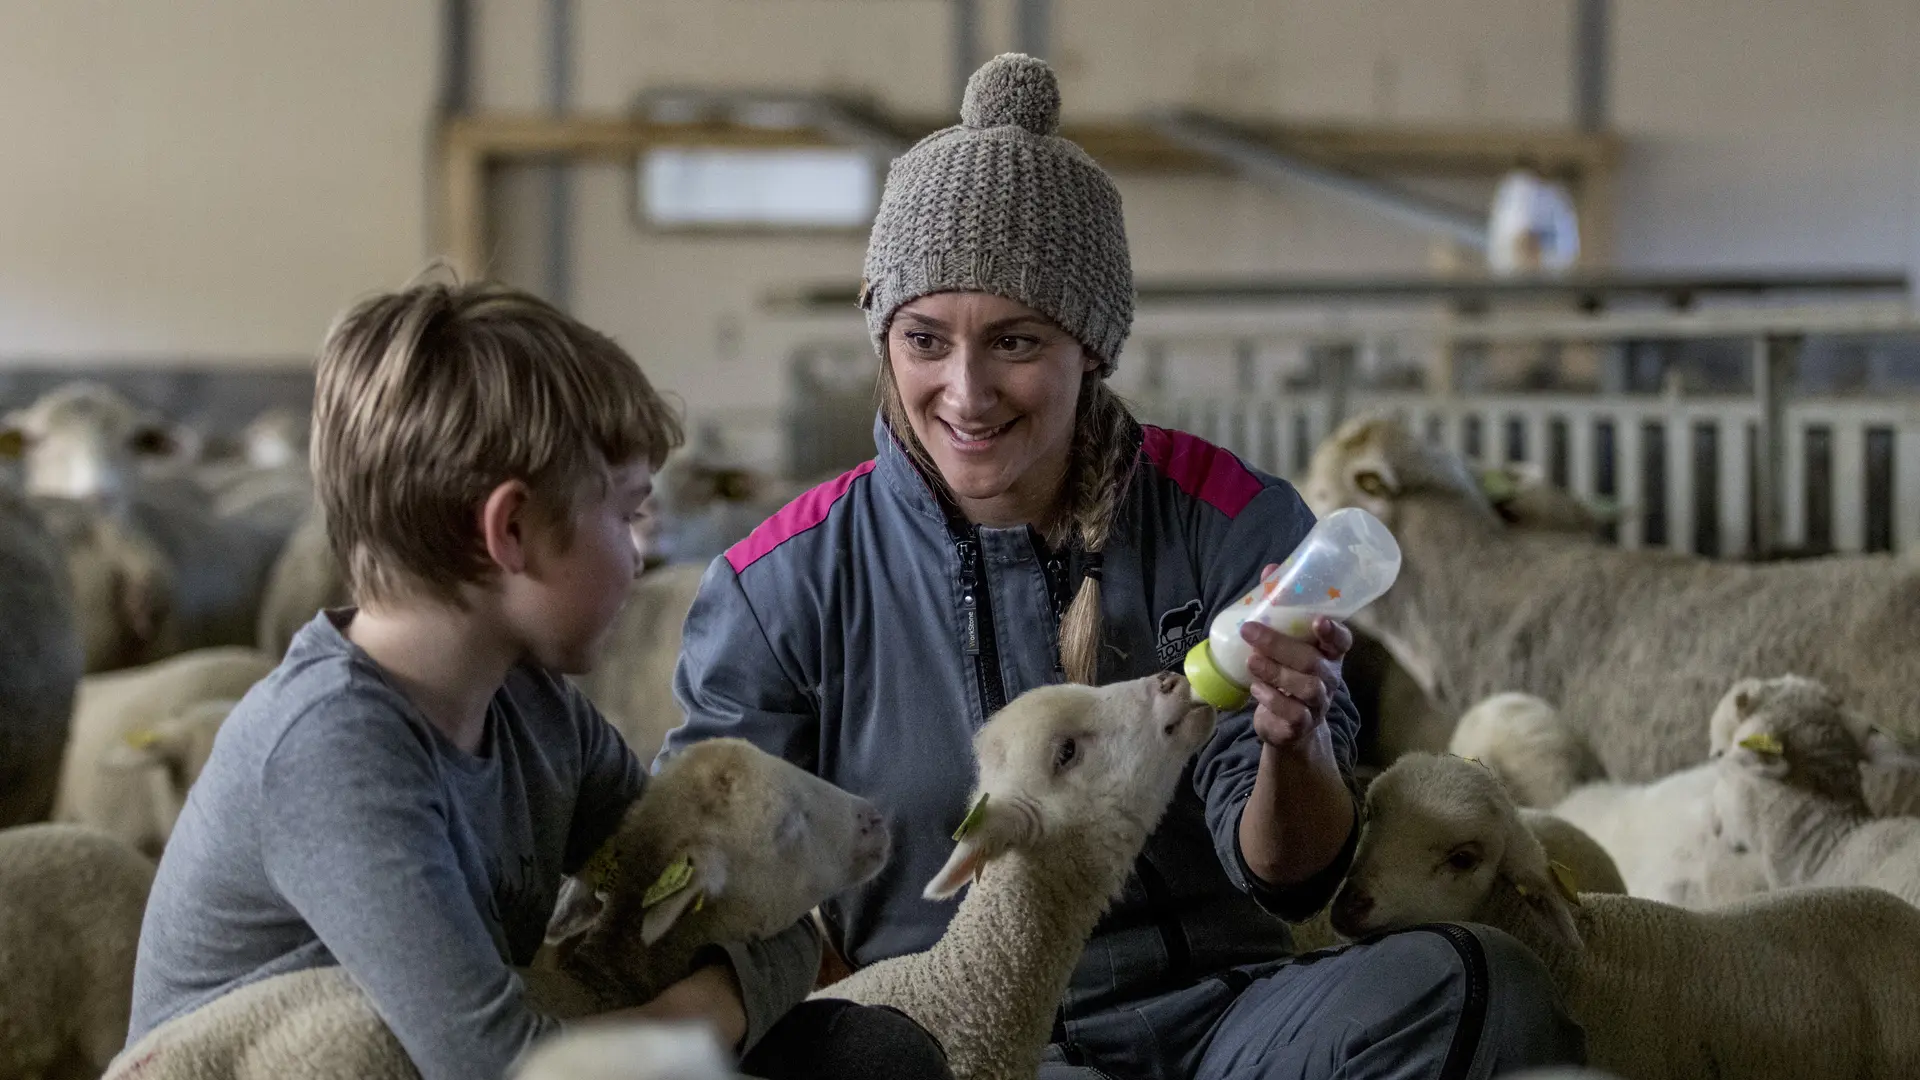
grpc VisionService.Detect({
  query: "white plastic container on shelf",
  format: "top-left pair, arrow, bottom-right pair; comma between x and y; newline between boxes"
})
1183,507 -> 1403,711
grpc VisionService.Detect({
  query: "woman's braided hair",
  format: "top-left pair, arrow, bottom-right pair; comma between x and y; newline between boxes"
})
880,359 -> 1138,685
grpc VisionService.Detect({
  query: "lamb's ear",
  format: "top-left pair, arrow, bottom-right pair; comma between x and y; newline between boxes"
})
640,848 -> 728,947
922,794 -> 1033,901
1496,816 -> 1581,943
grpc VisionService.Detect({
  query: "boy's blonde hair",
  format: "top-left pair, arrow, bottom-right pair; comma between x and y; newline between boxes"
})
313,278 -> 682,607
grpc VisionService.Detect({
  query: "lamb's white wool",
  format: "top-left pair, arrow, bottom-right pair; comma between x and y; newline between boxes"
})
1713,676 -> 1920,908
1304,413 -> 1920,781
55,648 -> 271,857
109,739 -> 890,1080
1450,693 -> 1602,808
1333,753 -> 1920,1080
816,673 -> 1217,1080
512,1022 -> 739,1080
0,823 -> 155,1079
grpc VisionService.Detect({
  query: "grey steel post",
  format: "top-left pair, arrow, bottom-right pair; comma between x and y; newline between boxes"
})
952,0 -> 980,109
1752,333 -> 1799,557
545,0 -> 574,309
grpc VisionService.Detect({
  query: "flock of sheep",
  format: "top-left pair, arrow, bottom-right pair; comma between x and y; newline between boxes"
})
4,385 -> 1920,1080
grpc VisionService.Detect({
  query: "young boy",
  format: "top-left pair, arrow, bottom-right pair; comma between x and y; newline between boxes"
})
124,280 -> 820,1079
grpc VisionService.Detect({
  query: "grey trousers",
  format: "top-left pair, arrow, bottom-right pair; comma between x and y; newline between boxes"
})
1040,923 -> 1585,1080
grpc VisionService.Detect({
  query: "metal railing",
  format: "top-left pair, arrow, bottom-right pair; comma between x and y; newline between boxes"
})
772,299 -> 1920,559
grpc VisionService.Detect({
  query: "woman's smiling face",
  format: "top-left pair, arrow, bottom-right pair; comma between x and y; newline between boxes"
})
887,292 -> 1098,527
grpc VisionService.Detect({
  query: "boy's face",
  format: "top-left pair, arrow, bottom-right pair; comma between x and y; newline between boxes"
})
509,460 -> 653,674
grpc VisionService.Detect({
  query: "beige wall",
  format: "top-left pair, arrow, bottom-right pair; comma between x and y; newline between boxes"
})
0,0 -> 436,363
3,0 -> 1918,401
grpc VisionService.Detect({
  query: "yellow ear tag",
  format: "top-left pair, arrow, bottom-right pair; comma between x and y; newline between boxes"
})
1512,880 -> 1533,898
581,843 -> 621,892
1549,861 -> 1582,906
0,429 -> 23,459
123,729 -> 162,750
1476,468 -> 1518,505
642,855 -> 695,909
953,793 -> 990,843
1739,733 -> 1785,757
691,893 -> 705,915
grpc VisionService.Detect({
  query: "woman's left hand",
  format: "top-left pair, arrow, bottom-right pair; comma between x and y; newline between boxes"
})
1241,563 -> 1353,754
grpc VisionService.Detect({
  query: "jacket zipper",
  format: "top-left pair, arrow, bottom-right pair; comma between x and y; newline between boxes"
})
954,527 -> 1006,716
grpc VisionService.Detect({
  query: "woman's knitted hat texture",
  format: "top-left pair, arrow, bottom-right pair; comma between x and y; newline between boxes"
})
859,53 -> 1134,374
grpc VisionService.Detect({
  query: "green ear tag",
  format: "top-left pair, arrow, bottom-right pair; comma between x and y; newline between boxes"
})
123,729 -> 162,750
581,842 -> 621,892
1549,861 -> 1582,906
1739,732 -> 1785,757
953,793 -> 990,842
642,855 -> 695,909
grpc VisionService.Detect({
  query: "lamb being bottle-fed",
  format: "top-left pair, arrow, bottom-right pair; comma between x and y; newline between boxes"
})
1184,506 -> 1402,710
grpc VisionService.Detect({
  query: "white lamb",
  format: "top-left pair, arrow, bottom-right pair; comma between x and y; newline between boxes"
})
510,1022 -> 739,1080
55,648 -> 273,857
1302,413 -> 1920,780
0,822 -> 156,1080
1713,675 -> 1920,908
1452,684 -> 1920,906
1332,752 -> 1920,1080
108,738 -> 889,1080
814,672 -> 1218,1080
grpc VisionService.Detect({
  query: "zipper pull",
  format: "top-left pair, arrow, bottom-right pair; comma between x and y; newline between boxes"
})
957,536 -> 980,654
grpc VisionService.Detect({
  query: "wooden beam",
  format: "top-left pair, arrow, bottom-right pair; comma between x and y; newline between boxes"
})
434,110 -> 1624,278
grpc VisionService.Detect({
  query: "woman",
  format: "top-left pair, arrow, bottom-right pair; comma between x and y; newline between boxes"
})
667,54 -> 1587,1080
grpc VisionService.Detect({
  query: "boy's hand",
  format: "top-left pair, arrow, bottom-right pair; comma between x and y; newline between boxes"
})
630,961 -> 748,1051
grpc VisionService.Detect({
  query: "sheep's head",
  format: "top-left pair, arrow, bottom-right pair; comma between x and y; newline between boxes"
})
0,382 -> 192,505
1714,676 -> 1876,797
1331,753 -> 1576,944
924,672 -> 1217,900
1301,413 -> 1486,528
1446,691 -> 1599,809
548,739 -> 889,956
240,407 -> 311,470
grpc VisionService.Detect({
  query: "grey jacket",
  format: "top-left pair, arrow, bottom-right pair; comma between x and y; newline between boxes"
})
666,416 -> 1361,1027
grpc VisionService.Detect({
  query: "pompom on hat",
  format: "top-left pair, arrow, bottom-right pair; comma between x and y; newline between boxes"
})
858,53 -> 1134,374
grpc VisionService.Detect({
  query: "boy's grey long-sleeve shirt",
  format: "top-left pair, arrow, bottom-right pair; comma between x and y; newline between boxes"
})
127,612 -> 819,1080
667,417 -> 1362,1029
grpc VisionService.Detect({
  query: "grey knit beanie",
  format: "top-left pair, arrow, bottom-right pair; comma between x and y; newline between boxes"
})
859,53 -> 1134,373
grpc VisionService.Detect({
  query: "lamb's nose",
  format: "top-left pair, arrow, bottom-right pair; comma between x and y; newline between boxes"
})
1156,671 -> 1184,695
856,805 -> 885,837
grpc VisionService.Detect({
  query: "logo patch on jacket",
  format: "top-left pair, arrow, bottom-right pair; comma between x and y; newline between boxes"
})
1155,599 -> 1207,669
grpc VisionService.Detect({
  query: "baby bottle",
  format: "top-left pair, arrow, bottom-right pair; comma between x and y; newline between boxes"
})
1184,507 -> 1402,711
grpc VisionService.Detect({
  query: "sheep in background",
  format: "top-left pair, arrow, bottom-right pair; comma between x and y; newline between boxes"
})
511,1023 -> 740,1080
109,738 -> 891,1080
1713,675 -> 1920,907
641,451 -> 806,568
1332,752 -> 1920,1080
1451,692 -> 1761,907
33,495 -> 180,672
575,563 -> 707,761
1453,684 -> 1920,906
238,407 -> 309,471
255,506 -> 348,657
0,823 -> 156,1080
0,381 -> 194,510
816,673 -> 1217,1080
55,648 -> 270,856
1302,413 -> 1920,781
0,487 -> 85,827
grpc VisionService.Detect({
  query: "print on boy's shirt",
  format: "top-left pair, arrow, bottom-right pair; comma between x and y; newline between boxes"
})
1156,598 -> 1206,670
